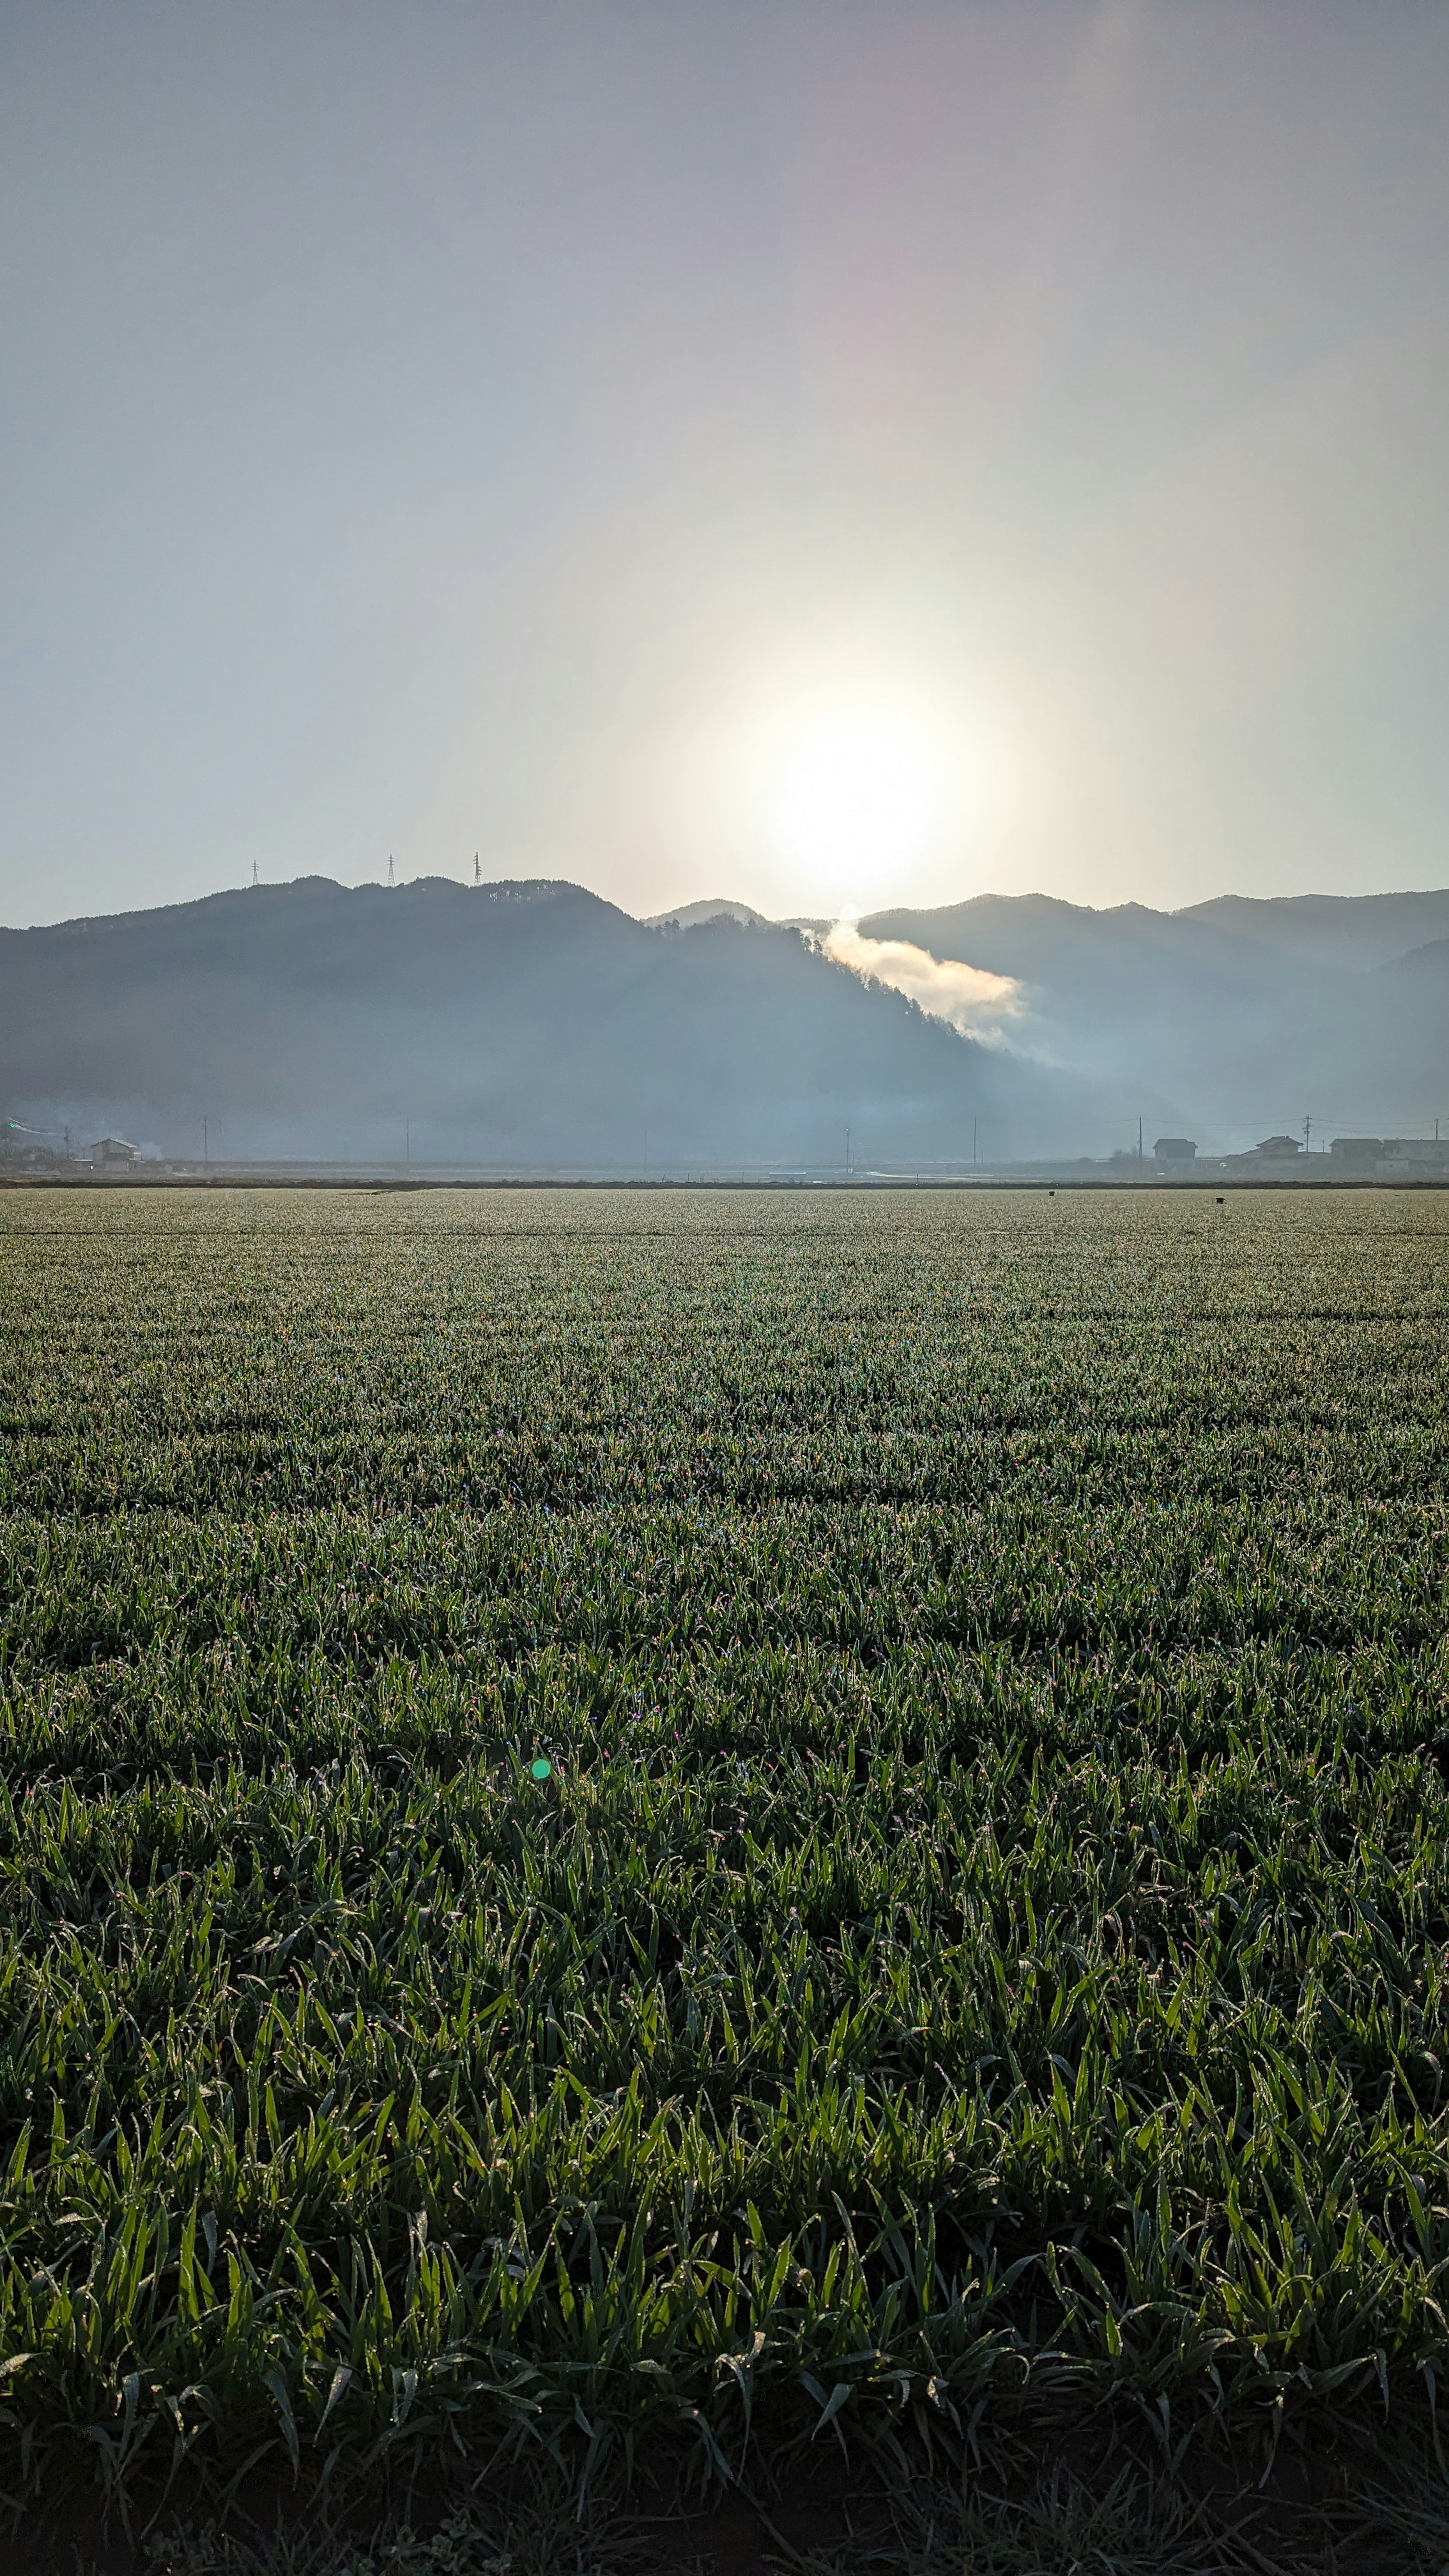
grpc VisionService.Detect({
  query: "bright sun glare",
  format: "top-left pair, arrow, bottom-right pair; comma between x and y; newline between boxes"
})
766,705 -> 947,908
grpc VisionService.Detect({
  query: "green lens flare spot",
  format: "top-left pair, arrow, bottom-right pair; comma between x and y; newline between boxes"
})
531,1756 -> 552,1780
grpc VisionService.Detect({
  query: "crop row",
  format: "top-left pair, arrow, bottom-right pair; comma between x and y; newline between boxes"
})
0,1186 -> 1446,2505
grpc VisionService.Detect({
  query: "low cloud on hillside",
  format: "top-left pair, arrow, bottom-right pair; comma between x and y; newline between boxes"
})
823,920 -> 1026,1043
0,878 -> 1106,1167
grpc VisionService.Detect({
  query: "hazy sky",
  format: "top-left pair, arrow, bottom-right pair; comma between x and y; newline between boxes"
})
4,1 -> 1449,930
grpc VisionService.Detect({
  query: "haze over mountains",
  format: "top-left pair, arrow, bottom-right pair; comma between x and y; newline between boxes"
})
0,879 -> 1078,1168
855,888 -> 1449,1144
3,875 -> 1445,1168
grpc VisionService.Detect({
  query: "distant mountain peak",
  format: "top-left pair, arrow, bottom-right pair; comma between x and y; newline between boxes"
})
0,868 -> 1083,1167
642,897 -> 772,931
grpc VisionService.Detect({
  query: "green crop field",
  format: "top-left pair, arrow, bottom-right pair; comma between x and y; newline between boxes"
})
2,1184 -> 1448,2521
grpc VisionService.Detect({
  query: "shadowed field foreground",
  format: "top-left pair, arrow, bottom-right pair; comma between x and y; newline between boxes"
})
2,1187 -> 1449,2564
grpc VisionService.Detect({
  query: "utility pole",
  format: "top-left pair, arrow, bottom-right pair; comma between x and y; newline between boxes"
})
251,861 -> 258,887
1303,1113 -> 1311,1152
473,853 -> 480,887
388,855 -> 395,888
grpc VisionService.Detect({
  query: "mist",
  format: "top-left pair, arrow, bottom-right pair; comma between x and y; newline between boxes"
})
821,922 -> 1027,1045
858,888 -> 1449,1146
1,879 -> 1144,1173
6,874 -> 1446,1172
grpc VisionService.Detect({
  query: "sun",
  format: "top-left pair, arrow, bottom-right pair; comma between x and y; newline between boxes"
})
765,702 -> 948,908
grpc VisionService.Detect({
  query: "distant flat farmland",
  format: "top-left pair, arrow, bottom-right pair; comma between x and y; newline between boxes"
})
2,1185 -> 1448,2508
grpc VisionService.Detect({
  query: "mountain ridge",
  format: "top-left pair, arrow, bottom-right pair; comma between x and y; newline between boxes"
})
5,873 -> 1444,1162
0,875 -> 1116,1166
852,885 -> 1449,1139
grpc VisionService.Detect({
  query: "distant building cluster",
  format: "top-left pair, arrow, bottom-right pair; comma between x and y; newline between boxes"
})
0,1127 -> 163,1173
1142,1131 -> 1449,1178
1326,1135 -> 1449,1174
1212,1133 -> 1449,1176
3,1117 -> 1449,1186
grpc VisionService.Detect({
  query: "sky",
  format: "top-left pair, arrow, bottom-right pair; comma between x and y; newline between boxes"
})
3,0 -> 1449,932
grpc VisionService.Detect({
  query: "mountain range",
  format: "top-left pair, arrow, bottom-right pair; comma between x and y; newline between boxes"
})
854,889 -> 1449,1143
2,875 -> 1444,1167
0,878 -> 1075,1167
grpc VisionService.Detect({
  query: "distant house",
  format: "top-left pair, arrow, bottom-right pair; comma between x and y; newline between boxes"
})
1380,1138 -> 1449,1173
1329,1137 -> 1383,1169
1153,1137 -> 1196,1163
1217,1132 -> 1308,1177
91,1136 -> 138,1167
1329,1136 -> 1449,1173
